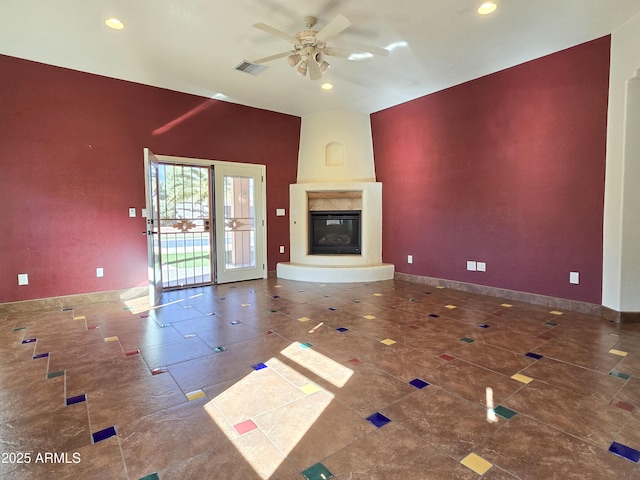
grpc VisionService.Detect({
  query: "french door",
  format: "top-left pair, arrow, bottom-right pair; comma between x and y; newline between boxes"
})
143,150 -> 266,304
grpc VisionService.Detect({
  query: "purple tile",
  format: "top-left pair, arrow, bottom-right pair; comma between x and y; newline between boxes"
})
22,338 -> 36,344
66,394 -> 87,406
229,320 -> 241,325
252,363 -> 267,370
477,323 -> 490,328
429,313 -> 440,318
272,295 -> 280,299
336,327 -> 349,332
151,367 -> 169,375
62,307 -> 73,311
409,378 -> 429,389
347,358 -> 363,365
33,352 -> 49,359
92,426 -> 117,444
214,346 -> 227,353
366,412 -> 391,428
609,441 -> 640,463
525,352 -> 543,360
328,307 -> 338,311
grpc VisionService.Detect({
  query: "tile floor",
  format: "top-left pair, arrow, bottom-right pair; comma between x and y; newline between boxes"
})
2,278 -> 640,479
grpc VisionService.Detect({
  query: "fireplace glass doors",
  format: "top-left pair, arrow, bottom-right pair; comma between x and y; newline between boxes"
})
309,211 -> 361,255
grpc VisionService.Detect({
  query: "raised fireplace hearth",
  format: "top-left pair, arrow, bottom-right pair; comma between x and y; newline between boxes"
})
309,210 -> 361,255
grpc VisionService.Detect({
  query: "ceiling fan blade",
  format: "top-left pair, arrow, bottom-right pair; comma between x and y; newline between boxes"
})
323,46 -> 353,58
315,14 -> 351,42
253,23 -> 297,44
252,51 -> 293,64
308,59 -> 322,80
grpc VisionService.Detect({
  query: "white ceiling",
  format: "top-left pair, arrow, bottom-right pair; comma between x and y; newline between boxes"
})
1,0 -> 639,117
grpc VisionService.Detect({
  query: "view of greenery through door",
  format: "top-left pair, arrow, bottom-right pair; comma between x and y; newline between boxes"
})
158,164 -> 213,288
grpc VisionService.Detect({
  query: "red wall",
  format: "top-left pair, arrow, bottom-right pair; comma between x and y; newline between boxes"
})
371,37 -> 610,304
0,55 -> 300,303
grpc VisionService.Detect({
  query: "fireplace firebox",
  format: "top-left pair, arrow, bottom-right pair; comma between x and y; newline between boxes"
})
309,211 -> 361,255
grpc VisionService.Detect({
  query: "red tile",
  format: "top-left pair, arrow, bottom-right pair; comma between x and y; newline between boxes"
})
234,419 -> 258,435
610,399 -> 634,412
439,354 -> 455,361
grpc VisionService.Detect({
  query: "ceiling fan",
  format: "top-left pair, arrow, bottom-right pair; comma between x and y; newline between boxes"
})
251,15 -> 389,80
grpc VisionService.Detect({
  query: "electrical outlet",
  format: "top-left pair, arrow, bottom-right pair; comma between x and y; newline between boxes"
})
279,245 -> 285,253
18,273 -> 28,285
276,208 -> 286,216
467,261 -> 477,271
477,262 -> 486,272
96,268 -> 104,278
129,208 -> 136,217
407,255 -> 413,264
570,271 -> 579,284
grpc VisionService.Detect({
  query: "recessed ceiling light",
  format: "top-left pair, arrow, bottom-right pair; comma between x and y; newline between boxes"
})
477,2 -> 497,15
105,18 -> 125,30
321,83 -> 333,90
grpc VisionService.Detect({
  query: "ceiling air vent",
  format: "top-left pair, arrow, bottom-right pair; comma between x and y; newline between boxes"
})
234,60 -> 268,76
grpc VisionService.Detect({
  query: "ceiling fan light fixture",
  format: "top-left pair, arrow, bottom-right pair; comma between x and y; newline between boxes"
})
287,53 -> 301,67
477,2 -> 497,15
105,17 -> 125,30
297,60 -> 308,76
318,60 -> 330,73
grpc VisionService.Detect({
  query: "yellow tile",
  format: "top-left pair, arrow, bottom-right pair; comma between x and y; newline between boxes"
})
186,389 -> 206,401
298,316 -> 311,323
501,303 -> 513,308
300,383 -> 321,395
73,315 -> 86,320
363,315 -> 376,320
241,303 -> 251,307
609,349 -> 628,357
274,285 -> 282,288
380,338 -> 396,346
550,310 -> 563,315
460,453 -> 493,475
445,304 -> 457,309
436,286 -> 445,289
511,373 -> 533,384
104,336 -> 118,342
373,293 -> 383,297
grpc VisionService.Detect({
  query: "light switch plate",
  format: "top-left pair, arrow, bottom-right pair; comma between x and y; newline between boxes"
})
18,273 -> 28,286
467,261 -> 477,271
407,255 -> 413,264
279,245 -> 285,253
477,262 -> 486,272
96,268 -> 104,278
141,208 -> 148,217
129,208 -> 136,217
276,208 -> 286,216
570,271 -> 579,284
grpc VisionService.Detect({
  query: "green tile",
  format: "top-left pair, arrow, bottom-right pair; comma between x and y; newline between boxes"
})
138,474 -> 159,480
302,462 -> 334,480
460,337 -> 475,343
494,405 -> 517,420
47,370 -> 65,379
610,370 -> 631,380
544,321 -> 558,326
13,327 -> 27,332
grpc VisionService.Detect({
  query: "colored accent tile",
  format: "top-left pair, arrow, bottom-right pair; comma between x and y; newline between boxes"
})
47,370 -> 65,379
123,306 -> 133,311
252,363 -> 268,370
525,352 -> 543,360
33,352 -> 49,359
347,358 -> 363,365
461,337 -> 475,343
550,310 -> 563,315
477,323 -> 490,328
409,378 -> 429,389
610,399 -> 634,412
234,419 -> 258,435
544,321 -> 558,327
439,354 -> 455,361
366,412 -> 391,428
161,323 -> 172,328
219,297 -> 227,300
300,383 -> 322,395
373,293 -> 383,296
609,332 -> 621,337
429,314 -> 440,318
206,312 -> 216,316
183,334 -> 197,339
609,349 -> 628,357
302,463 -> 334,480
328,307 -> 338,311
214,346 -> 228,353
408,298 -> 416,302
230,320 -> 241,325
380,338 -> 396,346
353,299 -> 361,303
265,330 -> 273,335
268,309 -> 278,314
609,442 -> 640,463
186,389 -> 206,401
12,327 -> 26,332
138,473 -> 160,480
151,367 -> 168,375
104,336 -> 118,342
445,305 -> 457,309
125,349 -> 140,356
274,285 -> 282,288
436,285 -> 445,289
62,307 -> 74,312
460,453 -> 493,475
610,370 -> 631,380
336,327 -> 349,332
494,405 -> 517,420
363,315 -> 376,320
537,334 -> 552,340
66,394 -> 87,406
92,426 -> 117,444
241,303 -> 251,307
323,295 -> 331,298
511,373 -> 533,384
501,303 -> 513,307
139,313 -> 149,318
73,315 -> 86,320
88,325 -> 99,330
272,295 -> 280,299
22,338 -> 36,344
300,343 -> 313,349
298,317 -> 311,322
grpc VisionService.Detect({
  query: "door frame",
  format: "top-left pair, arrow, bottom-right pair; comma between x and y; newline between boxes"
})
145,152 -> 268,287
